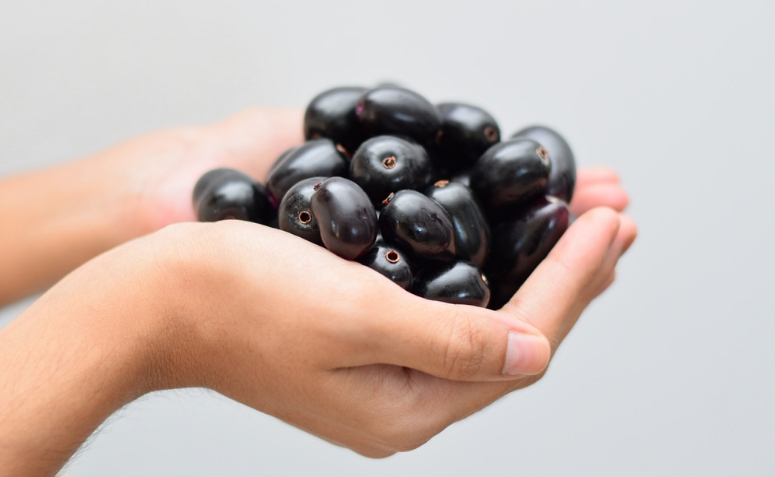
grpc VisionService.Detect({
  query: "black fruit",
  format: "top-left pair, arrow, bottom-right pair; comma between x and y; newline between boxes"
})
267,147 -> 296,178
193,168 -> 273,224
310,177 -> 378,260
469,138 -> 552,211
357,87 -> 441,147
266,139 -> 348,205
412,261 -> 490,307
436,102 -> 500,171
486,196 -> 570,309
192,168 -> 234,204
357,241 -> 413,290
451,171 -> 471,187
350,136 -> 434,207
511,125 -> 576,202
425,180 -> 490,268
379,190 -> 456,261
278,176 -> 326,245
304,86 -> 368,155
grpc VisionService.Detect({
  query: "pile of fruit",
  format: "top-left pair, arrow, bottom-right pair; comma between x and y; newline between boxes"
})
192,85 -> 575,309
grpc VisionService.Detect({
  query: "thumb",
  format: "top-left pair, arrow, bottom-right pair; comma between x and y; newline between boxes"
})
364,295 -> 552,381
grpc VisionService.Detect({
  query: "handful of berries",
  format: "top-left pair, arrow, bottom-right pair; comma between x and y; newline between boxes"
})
192,85 -> 576,309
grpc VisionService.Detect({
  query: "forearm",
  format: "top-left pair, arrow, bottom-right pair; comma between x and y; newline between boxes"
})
0,129 -> 198,306
0,241 -> 173,477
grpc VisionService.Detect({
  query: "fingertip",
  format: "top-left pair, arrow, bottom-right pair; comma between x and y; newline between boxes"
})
576,167 -> 621,186
617,214 -> 638,254
502,331 -> 551,376
570,207 -> 622,247
569,184 -> 629,215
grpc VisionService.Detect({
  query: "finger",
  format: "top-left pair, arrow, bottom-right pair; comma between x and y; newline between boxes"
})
360,291 -> 552,381
576,167 -> 621,187
569,183 -> 629,215
556,213 -> 637,345
499,207 -> 622,350
591,270 -> 616,299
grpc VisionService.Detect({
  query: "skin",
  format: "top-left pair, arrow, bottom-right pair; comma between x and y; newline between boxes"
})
0,108 -> 636,476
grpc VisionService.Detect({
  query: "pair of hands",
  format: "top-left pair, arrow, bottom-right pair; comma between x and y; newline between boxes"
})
0,107 -> 635,475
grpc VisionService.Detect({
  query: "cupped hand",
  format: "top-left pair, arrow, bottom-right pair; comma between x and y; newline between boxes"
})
80,107 -> 303,232
138,197 -> 635,457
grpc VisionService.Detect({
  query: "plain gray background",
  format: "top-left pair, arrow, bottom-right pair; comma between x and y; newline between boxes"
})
1,0 -> 773,475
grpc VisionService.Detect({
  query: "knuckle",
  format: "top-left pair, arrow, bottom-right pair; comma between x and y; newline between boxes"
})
441,313 -> 488,380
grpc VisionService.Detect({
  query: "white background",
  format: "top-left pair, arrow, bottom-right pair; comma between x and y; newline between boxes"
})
1,1 -> 773,475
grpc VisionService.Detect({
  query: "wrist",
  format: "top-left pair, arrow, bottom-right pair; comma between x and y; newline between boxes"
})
0,235 -> 177,474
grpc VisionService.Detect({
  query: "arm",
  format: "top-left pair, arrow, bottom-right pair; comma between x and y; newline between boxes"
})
0,204 -> 636,476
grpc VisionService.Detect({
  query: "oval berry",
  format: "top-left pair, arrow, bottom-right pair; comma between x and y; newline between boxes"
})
511,125 -> 576,202
310,177 -> 378,260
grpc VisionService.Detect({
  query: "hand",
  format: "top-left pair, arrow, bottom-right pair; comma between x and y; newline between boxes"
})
0,107 -> 302,304
87,107 -> 303,230
164,206 -> 634,457
0,162 -> 635,476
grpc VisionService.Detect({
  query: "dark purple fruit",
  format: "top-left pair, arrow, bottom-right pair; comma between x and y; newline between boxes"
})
412,261 -> 490,307
436,102 -> 500,171
350,136 -> 434,207
486,196 -> 570,309
425,181 -> 490,268
357,87 -> 441,147
265,139 -> 348,205
192,168 -> 234,204
511,125 -> 576,202
469,138 -> 551,211
267,147 -> 296,178
304,86 -> 368,155
379,190 -> 456,261
451,171 -> 471,187
278,176 -> 326,245
193,168 -> 273,224
356,241 -> 413,290
310,177 -> 378,260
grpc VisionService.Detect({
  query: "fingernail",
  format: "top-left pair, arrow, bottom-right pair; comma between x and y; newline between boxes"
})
502,331 -> 548,376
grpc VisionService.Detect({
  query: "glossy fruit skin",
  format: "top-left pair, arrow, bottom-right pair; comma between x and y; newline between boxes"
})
412,261 -> 490,307
470,138 -> 552,212
379,190 -> 456,262
436,102 -> 500,171
267,147 -> 296,178
193,168 -> 273,224
192,168 -> 234,204
511,125 -> 576,202
304,86 -> 368,154
486,196 -> 570,309
357,87 -> 441,147
425,181 -> 490,268
350,136 -> 434,207
266,139 -> 348,205
451,171 -> 471,187
356,241 -> 413,290
310,177 -> 378,260
278,176 -> 326,245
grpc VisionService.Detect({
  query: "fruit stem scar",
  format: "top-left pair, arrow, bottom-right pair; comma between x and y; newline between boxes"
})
434,180 -> 450,188
382,192 -> 395,207
385,250 -> 400,263
298,211 -> 312,224
484,125 -> 499,142
382,155 -> 397,169
537,146 -> 550,164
